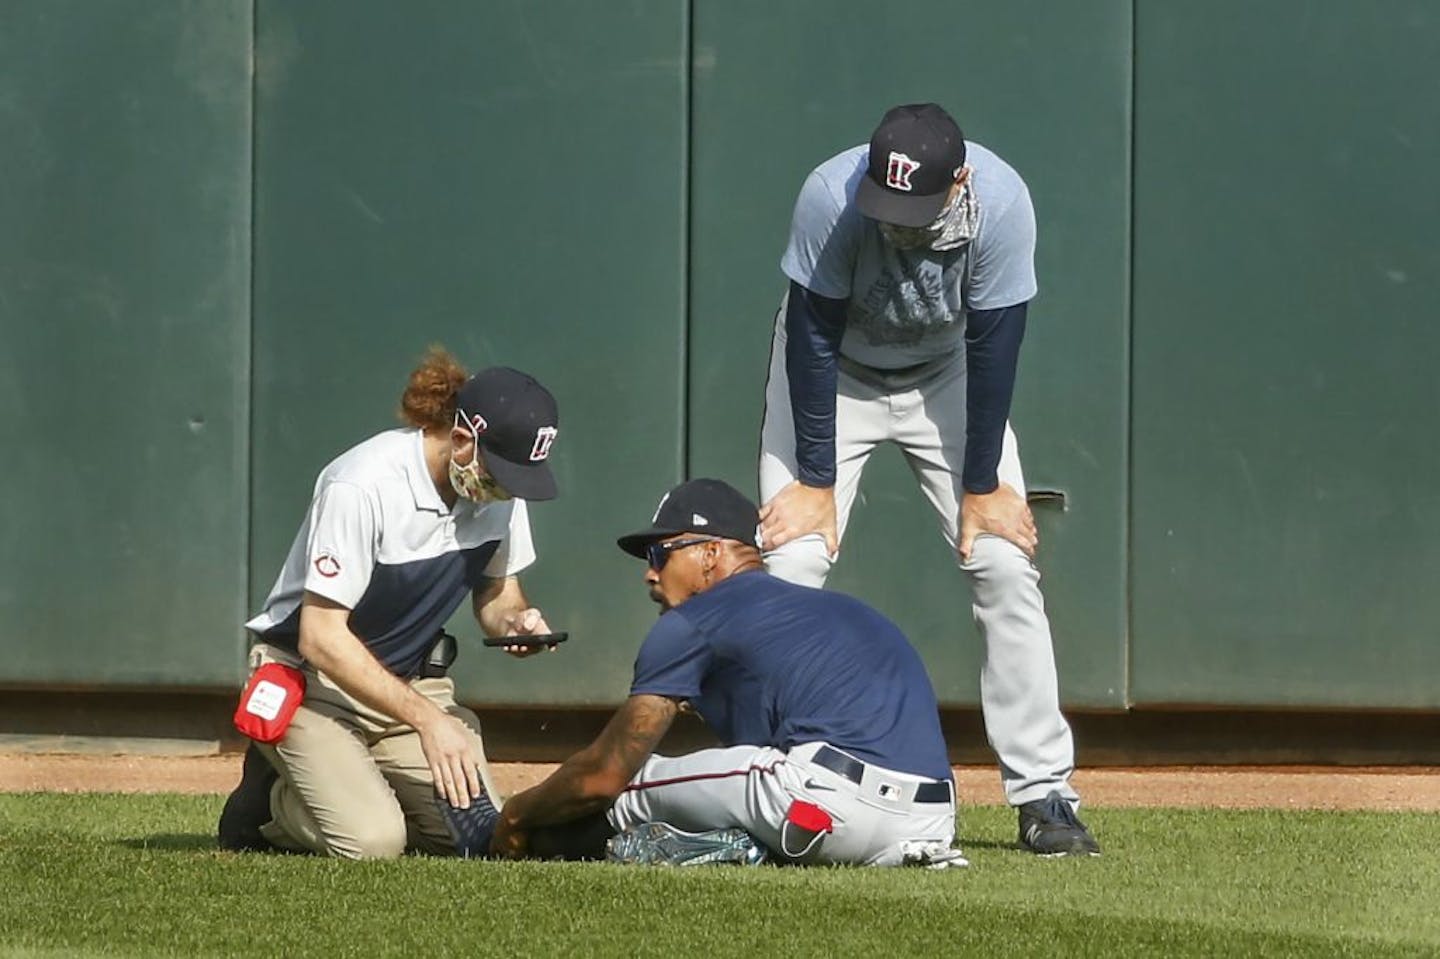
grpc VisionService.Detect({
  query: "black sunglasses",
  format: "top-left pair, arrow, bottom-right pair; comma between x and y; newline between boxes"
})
646,536 -> 718,571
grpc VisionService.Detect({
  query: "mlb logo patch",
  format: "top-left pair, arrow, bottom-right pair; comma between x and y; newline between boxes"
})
886,151 -> 920,192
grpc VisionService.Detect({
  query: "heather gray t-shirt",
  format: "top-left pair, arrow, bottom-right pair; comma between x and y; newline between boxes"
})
780,142 -> 1037,370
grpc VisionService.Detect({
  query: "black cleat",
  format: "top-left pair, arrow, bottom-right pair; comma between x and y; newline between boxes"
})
217,743 -> 279,852
1017,790 -> 1101,857
436,791 -> 500,858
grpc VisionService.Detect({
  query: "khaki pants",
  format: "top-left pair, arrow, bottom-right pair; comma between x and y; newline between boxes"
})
249,643 -> 499,860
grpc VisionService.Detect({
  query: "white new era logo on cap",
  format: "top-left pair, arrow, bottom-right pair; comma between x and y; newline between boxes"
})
692,513 -> 709,526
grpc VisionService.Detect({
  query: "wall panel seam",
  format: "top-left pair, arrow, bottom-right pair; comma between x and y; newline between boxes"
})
242,0 -> 259,678
680,0 -> 694,480
1122,0 -> 1137,709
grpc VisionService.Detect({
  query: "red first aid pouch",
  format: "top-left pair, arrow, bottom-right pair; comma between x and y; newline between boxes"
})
232,662 -> 306,743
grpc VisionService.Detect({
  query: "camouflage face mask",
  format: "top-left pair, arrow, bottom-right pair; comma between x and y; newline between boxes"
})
877,167 -> 980,253
449,454 -> 511,504
878,221 -> 938,250
928,167 -> 980,251
449,411 -> 512,504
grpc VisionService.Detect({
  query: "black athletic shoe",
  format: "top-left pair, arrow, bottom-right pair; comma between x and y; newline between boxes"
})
217,743 -> 278,852
437,791 -> 500,858
1017,790 -> 1101,857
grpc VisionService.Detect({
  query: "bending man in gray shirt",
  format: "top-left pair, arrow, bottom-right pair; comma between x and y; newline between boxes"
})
757,102 -> 1098,856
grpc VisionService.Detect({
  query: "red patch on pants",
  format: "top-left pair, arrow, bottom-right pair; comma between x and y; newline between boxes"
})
780,799 -> 834,858
787,799 -> 834,833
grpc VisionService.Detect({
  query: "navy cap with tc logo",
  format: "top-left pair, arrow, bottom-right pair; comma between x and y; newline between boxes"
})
856,103 -> 967,228
454,367 -> 559,501
616,479 -> 761,558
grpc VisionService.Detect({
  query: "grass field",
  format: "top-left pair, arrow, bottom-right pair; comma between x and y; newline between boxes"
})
2,794 -> 1438,958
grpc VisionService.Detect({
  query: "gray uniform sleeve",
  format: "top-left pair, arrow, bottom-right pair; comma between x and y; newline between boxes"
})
780,169 -> 859,300
966,184 -> 1038,310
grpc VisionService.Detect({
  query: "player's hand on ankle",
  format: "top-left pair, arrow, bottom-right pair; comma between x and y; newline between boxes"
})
489,814 -> 529,859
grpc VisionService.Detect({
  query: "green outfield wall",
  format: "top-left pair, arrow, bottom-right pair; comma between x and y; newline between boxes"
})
1,2 -> 1436,710
0,1 -> 253,687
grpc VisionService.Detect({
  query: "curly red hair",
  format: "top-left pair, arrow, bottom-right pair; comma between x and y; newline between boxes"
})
398,345 -> 468,431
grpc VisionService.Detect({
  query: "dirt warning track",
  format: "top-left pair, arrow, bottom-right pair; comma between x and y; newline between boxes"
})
2,754 -> 1437,811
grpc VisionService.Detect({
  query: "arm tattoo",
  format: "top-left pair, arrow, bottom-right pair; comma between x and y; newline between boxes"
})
606,695 -> 679,773
503,695 -> 679,830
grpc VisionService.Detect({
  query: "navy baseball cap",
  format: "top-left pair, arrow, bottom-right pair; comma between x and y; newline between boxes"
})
454,367 -> 560,501
617,479 -> 761,557
856,103 -> 967,228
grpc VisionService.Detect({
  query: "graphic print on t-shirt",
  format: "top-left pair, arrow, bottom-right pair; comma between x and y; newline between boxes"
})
848,247 -> 968,347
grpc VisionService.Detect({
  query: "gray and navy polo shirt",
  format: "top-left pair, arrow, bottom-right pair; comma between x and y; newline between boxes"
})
246,428 -> 534,678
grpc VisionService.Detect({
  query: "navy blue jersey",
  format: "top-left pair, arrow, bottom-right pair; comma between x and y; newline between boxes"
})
630,570 -> 950,781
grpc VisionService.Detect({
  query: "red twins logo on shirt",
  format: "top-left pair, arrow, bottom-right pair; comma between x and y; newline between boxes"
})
313,550 -> 341,578
885,151 -> 921,192
530,426 -> 558,462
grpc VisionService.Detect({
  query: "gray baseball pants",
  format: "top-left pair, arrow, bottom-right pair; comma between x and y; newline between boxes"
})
759,310 -> 1078,806
608,741 -> 957,866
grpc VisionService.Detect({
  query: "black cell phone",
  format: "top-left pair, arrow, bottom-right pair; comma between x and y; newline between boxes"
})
481,631 -> 569,648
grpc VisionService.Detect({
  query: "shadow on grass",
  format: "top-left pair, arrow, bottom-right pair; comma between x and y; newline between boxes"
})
957,838 -> 1021,851
110,832 -> 1026,858
116,833 -> 216,852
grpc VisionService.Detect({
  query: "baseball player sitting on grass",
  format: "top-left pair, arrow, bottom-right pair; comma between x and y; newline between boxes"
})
217,348 -> 562,859
486,478 -> 965,868
757,103 -> 1098,855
